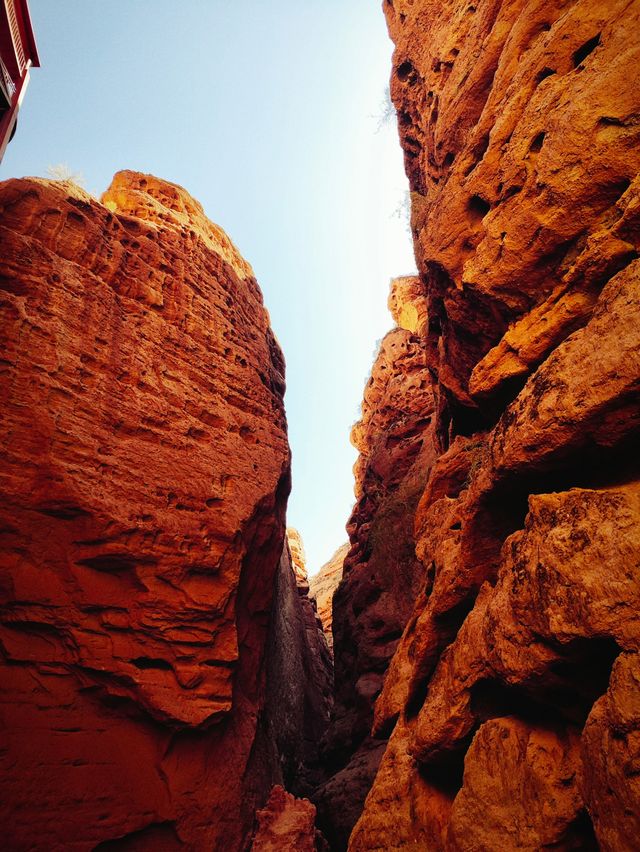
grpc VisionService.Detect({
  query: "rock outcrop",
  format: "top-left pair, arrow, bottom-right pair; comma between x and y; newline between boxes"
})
314,276 -> 437,849
309,542 -> 348,651
348,0 -> 640,849
0,171 -> 312,851
251,785 -> 323,852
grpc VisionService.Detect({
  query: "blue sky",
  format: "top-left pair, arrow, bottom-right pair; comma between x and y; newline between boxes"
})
2,0 -> 415,573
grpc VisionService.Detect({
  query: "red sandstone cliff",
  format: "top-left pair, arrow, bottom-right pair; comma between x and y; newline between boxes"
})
345,0 -> 640,849
0,171 -> 324,851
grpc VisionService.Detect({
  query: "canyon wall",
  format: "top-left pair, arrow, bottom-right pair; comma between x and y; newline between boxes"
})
0,171 -> 324,851
346,0 -> 640,849
315,276 -> 437,849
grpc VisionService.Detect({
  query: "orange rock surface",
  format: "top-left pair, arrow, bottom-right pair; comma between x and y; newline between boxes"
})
251,786 -> 321,852
0,172 -> 292,850
287,527 -> 308,587
347,0 -> 640,848
309,542 -> 348,651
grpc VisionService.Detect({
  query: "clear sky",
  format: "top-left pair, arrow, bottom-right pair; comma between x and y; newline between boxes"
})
2,0 -> 415,574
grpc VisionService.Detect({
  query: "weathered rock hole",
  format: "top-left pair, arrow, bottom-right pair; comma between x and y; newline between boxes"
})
503,184 -> 522,200
418,745 -> 467,796
130,657 -> 172,671
404,135 -> 421,156
598,115 -> 625,127
573,33 -> 601,68
468,194 -> 491,221
77,553 -> 138,573
397,60 -> 415,82
564,810 -> 600,851
537,66 -> 556,83
545,637 -> 620,724
529,131 -> 546,153
36,503 -> 90,520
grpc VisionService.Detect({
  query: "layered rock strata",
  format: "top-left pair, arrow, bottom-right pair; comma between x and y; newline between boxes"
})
349,0 -> 640,848
0,171 -> 307,851
314,276 -> 437,849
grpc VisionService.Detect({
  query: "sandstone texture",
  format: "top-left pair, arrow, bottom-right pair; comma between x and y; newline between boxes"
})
251,785 -> 323,852
347,0 -> 640,848
0,171 -> 304,851
315,276 -> 437,848
287,526 -> 308,586
309,541 -> 348,651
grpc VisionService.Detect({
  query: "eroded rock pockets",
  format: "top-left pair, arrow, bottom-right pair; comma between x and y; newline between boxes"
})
347,0 -> 640,849
0,171 -> 323,851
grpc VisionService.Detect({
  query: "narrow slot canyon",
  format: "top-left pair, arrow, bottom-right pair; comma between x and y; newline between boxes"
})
1,0 -> 639,850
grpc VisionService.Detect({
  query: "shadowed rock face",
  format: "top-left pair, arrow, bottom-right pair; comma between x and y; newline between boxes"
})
265,532 -> 333,798
347,0 -> 640,849
0,171 -> 295,850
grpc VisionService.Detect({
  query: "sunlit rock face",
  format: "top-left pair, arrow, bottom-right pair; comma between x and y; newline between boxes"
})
386,0 -> 640,440
315,277 -> 437,849
310,542 -> 349,652
350,0 -> 640,849
287,526 -> 308,587
0,171 -> 293,850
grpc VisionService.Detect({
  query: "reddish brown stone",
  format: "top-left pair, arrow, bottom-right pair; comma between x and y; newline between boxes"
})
385,0 -> 640,435
348,0 -> 640,848
448,719 -> 586,851
309,542 -> 348,652
0,172 -> 291,850
251,785 -> 322,851
581,653 -> 640,851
